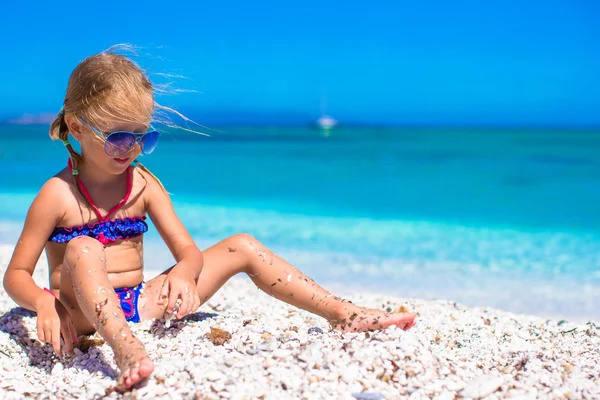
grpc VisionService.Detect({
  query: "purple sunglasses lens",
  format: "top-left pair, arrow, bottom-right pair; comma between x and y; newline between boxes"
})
141,131 -> 160,154
105,132 -> 135,157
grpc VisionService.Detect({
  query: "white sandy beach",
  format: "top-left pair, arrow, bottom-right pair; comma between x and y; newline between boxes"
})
0,244 -> 598,399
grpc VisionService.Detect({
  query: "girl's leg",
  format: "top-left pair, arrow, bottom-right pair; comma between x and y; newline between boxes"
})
59,236 -> 153,389
141,234 -> 416,331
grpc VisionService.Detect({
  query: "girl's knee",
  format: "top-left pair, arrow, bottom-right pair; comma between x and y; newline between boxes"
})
228,233 -> 257,248
227,233 -> 272,268
64,236 -> 104,267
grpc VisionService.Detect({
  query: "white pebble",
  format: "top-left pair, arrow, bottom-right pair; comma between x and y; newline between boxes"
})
51,363 -> 64,376
459,375 -> 504,399
205,370 -> 223,381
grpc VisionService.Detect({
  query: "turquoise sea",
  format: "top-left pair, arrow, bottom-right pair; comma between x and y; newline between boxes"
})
1,125 -> 599,321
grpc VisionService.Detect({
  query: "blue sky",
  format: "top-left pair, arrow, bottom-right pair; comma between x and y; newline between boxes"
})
1,0 -> 599,126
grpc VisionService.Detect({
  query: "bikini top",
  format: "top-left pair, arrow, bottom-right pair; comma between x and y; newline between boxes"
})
48,160 -> 148,245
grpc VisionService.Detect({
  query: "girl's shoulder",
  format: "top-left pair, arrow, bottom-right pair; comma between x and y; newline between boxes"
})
132,164 -> 164,196
131,164 -> 172,212
40,168 -> 77,200
29,169 -> 78,222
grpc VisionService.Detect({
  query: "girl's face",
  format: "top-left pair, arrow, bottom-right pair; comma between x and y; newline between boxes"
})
68,116 -> 148,175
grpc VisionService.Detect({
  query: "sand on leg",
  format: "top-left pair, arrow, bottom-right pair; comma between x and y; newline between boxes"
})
59,236 -> 154,389
141,234 -> 416,331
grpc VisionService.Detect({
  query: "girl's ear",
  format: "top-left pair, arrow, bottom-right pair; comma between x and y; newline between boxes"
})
64,114 -> 84,141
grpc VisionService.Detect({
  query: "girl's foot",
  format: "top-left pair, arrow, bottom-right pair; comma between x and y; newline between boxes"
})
115,340 -> 155,389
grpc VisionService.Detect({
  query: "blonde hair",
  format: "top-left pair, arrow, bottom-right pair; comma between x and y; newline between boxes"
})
49,44 -> 193,193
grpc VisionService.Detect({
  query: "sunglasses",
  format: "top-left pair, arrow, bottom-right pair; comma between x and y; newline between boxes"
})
79,117 -> 160,157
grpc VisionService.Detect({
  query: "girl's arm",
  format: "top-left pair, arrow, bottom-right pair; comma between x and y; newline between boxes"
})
3,179 -> 65,311
143,170 -> 204,277
142,169 -> 203,317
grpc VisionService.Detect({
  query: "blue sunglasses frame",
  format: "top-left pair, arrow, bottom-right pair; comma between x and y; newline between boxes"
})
78,117 -> 160,157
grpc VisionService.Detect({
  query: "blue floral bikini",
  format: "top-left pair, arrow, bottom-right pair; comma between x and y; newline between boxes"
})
47,160 -> 148,322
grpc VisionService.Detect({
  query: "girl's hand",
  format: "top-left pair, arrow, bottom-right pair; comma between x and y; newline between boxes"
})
158,264 -> 200,319
35,292 -> 78,356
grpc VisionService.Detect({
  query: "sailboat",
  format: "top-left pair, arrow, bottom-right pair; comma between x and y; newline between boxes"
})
316,114 -> 338,131
314,93 -> 338,136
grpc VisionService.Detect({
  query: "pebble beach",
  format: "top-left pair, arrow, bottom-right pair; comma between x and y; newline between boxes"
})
0,245 -> 598,399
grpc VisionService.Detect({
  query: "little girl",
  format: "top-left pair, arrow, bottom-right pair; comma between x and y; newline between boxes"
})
2,46 -> 416,389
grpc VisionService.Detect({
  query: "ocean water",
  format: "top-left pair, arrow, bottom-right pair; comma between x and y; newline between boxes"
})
1,125 -> 599,321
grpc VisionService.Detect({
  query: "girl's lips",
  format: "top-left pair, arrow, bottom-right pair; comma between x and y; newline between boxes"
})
114,157 -> 129,164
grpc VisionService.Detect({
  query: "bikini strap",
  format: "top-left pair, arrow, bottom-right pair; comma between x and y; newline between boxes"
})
67,159 -> 133,222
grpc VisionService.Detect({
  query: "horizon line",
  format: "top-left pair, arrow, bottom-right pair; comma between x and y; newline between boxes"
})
1,121 -> 599,131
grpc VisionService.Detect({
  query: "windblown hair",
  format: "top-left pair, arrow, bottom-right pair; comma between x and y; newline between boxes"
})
49,44 -> 191,193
